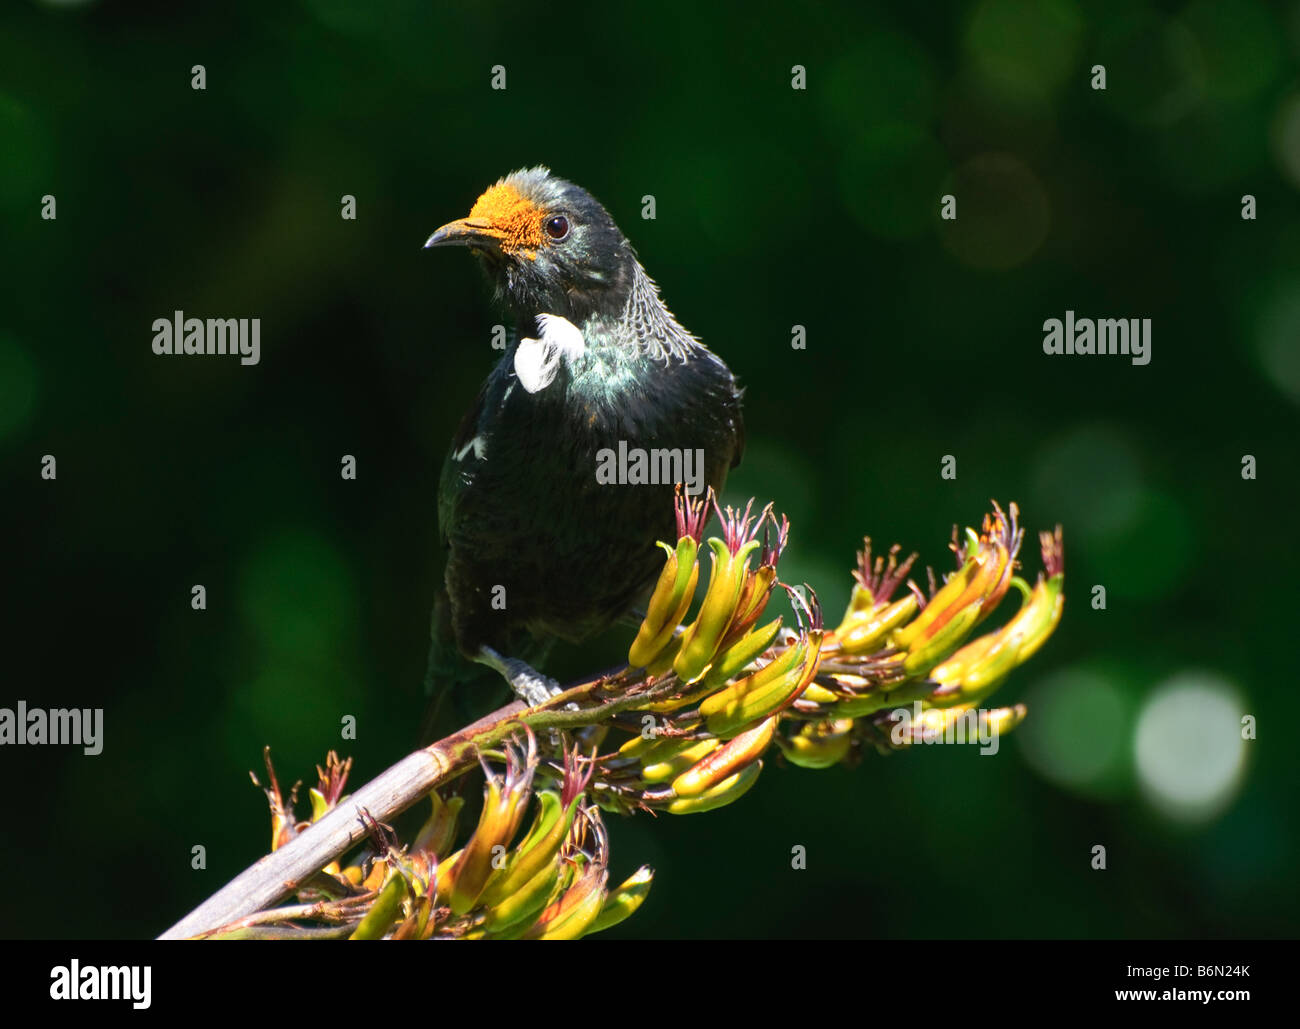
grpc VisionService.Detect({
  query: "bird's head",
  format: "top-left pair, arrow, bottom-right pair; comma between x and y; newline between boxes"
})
425,167 -> 636,321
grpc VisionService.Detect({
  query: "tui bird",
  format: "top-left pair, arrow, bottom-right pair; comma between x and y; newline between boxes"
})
420,167 -> 744,739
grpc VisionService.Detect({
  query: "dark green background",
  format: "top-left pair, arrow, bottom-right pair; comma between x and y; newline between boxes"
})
2,0 -> 1297,939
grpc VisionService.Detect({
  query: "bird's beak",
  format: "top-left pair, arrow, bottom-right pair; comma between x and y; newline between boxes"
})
424,217 -> 502,251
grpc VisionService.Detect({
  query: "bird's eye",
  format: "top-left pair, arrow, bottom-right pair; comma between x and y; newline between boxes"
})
544,214 -> 570,241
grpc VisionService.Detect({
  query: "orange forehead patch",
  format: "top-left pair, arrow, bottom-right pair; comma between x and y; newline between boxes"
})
468,183 -> 544,257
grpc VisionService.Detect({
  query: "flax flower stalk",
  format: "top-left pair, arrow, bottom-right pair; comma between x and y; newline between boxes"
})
162,500 -> 1064,940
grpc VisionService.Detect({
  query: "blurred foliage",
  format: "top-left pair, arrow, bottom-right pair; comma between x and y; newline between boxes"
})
1,0 -> 1298,939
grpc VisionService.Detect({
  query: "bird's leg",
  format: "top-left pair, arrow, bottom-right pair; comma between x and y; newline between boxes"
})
474,646 -> 564,709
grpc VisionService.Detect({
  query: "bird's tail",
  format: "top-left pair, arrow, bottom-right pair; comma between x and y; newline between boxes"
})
419,584 -> 558,745
418,585 -> 509,745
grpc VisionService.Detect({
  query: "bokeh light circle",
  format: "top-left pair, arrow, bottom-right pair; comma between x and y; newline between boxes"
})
1134,671 -> 1248,823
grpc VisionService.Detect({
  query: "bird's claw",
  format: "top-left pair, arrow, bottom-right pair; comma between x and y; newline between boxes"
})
510,666 -> 564,708
475,646 -> 565,709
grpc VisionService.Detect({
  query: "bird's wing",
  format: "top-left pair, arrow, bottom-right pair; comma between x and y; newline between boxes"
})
730,393 -> 745,470
437,376 -> 491,548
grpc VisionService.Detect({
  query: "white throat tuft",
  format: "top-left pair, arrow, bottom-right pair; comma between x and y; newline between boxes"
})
513,313 -> 586,393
